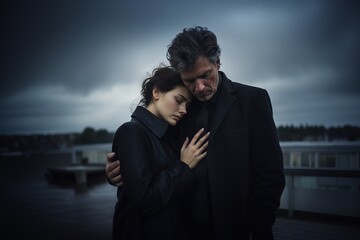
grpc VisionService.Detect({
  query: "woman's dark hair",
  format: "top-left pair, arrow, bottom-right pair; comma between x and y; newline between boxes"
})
166,26 -> 221,72
139,65 -> 184,106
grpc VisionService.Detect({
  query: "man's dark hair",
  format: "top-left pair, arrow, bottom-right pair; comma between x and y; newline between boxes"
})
166,26 -> 221,72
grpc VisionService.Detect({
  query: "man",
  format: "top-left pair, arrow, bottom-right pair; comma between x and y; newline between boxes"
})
106,26 -> 285,240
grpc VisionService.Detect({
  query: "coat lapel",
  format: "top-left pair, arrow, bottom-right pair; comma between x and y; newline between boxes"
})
209,74 -> 236,140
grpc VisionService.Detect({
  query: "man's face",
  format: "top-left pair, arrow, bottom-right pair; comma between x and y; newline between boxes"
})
179,56 -> 220,102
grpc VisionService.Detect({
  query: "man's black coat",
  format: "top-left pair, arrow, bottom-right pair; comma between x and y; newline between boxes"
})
177,71 -> 285,240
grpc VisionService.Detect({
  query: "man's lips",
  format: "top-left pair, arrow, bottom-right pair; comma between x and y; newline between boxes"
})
195,91 -> 210,98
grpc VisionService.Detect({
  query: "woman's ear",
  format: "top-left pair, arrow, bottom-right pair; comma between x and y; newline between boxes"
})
152,88 -> 160,100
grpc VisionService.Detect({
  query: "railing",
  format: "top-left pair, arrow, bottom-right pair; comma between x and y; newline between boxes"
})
282,168 -> 360,218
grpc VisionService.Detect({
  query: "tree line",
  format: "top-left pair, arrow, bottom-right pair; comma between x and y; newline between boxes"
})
1,125 -> 359,153
277,124 -> 360,141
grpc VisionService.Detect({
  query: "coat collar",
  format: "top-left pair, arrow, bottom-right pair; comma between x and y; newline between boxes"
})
131,106 -> 168,138
209,71 -> 236,138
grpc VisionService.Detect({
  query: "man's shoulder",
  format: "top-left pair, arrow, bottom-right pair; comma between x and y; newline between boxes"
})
225,79 -> 268,99
220,71 -> 266,95
231,81 -> 265,93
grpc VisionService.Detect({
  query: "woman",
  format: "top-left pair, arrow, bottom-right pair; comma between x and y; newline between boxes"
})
112,66 -> 209,240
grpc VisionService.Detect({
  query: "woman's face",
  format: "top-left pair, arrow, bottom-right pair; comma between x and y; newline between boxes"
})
150,85 -> 192,126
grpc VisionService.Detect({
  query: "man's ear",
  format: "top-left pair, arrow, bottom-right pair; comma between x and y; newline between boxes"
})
152,88 -> 160,100
216,60 -> 221,70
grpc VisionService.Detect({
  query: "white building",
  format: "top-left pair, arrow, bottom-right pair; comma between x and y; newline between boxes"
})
71,143 -> 111,165
280,141 -> 360,218
70,141 -> 360,217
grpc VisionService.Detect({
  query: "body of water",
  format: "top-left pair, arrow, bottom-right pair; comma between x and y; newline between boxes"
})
1,152 -> 117,240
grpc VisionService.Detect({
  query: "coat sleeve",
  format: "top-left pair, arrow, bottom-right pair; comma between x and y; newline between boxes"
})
112,122 -> 198,216
248,89 -> 286,237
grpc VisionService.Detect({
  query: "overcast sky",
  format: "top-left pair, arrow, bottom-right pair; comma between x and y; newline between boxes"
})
2,0 -> 360,134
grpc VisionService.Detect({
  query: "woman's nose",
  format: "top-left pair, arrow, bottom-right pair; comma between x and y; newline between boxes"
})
179,105 -> 187,115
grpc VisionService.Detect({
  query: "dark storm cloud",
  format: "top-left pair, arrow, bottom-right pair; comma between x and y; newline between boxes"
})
3,0 -> 130,98
294,0 -> 360,96
223,0 -> 360,94
2,0 -> 360,133
3,0 -> 224,95
3,0 -> 218,100
215,0 -> 360,128
5,0 -> 358,98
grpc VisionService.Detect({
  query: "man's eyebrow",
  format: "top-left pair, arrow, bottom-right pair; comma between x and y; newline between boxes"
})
183,70 -> 211,82
199,70 -> 210,78
182,77 -> 195,82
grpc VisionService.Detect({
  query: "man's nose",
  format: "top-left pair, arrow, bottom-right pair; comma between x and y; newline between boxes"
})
195,79 -> 205,92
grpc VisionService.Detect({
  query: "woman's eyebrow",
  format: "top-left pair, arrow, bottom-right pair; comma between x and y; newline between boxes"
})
177,94 -> 190,102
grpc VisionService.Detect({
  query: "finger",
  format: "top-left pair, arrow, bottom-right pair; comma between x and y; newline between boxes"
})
190,128 -> 204,145
109,166 -> 120,178
107,152 -> 116,162
112,166 -> 120,176
198,151 -> 207,160
195,132 -> 210,147
108,161 -> 120,171
112,174 -> 122,183
198,140 -> 209,153
105,161 -> 117,174
181,137 -> 189,152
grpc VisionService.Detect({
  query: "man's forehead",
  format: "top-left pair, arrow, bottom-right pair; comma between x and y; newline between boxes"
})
180,66 -> 211,80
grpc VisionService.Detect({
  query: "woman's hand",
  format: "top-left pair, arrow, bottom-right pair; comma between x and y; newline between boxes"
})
180,128 -> 210,169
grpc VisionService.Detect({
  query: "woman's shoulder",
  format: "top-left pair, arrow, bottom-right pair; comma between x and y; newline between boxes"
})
112,120 -> 151,150
112,120 -> 152,153
115,120 -> 146,136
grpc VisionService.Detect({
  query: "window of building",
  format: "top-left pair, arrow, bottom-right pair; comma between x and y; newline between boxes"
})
301,152 -> 310,167
291,152 -> 301,167
318,153 -> 336,168
337,153 -> 350,169
283,152 -> 290,167
300,152 -> 316,167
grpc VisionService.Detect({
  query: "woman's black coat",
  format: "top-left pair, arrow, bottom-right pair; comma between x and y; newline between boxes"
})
112,106 -> 197,240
